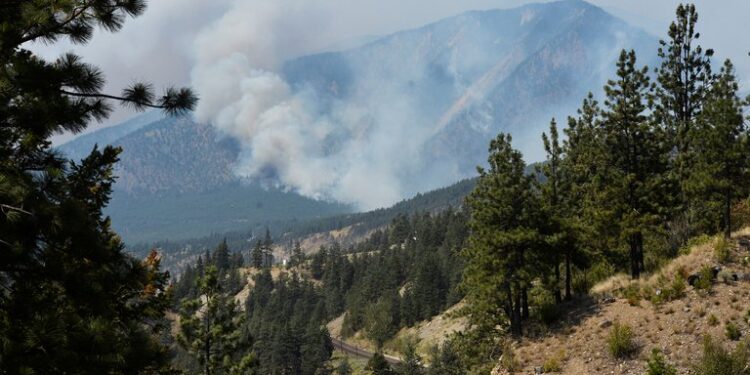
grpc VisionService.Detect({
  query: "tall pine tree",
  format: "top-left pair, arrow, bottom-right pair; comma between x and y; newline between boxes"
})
601,50 -> 668,278
461,133 -> 543,336
0,1 -> 195,373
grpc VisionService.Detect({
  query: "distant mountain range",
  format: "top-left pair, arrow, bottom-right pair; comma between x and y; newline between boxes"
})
58,0 -> 658,245
281,0 -> 656,178
59,113 -> 350,244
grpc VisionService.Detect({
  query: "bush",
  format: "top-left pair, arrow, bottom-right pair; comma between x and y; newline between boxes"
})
499,340 -> 520,372
542,350 -> 565,373
714,237 -> 732,264
726,322 -> 742,341
646,348 -> 677,375
623,284 -> 641,306
693,336 -> 750,375
708,314 -> 719,326
694,266 -> 714,293
607,322 -> 636,358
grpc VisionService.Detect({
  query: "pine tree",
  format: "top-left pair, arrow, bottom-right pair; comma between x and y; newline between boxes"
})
367,352 -> 395,375
178,266 -> 251,375
251,240 -> 264,269
690,60 -> 748,237
601,50 -> 668,278
653,4 -> 715,225
461,133 -> 543,336
427,341 -> 465,375
336,357 -> 353,375
396,341 -> 424,375
538,118 -> 576,301
213,238 -> 231,272
0,2 -> 195,373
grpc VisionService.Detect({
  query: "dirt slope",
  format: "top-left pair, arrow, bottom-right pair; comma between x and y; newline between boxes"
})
493,228 -> 750,375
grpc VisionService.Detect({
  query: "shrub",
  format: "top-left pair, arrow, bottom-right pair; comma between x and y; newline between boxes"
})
499,340 -> 520,372
542,350 -> 565,373
694,266 -> 714,293
714,237 -> 732,264
726,322 -> 742,341
679,234 -> 713,255
693,336 -> 750,375
708,314 -> 719,326
646,348 -> 677,375
623,284 -> 642,306
608,322 -> 636,358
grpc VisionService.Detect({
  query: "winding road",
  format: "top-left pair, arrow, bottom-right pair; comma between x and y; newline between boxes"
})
331,337 -> 402,365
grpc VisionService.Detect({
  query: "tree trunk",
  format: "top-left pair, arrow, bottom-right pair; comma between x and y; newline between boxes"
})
629,233 -> 640,279
510,286 -> 522,337
554,258 -> 562,303
521,287 -> 529,320
564,251 -> 572,301
724,191 -> 732,239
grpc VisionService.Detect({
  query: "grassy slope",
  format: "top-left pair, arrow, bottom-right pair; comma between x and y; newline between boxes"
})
492,228 -> 750,375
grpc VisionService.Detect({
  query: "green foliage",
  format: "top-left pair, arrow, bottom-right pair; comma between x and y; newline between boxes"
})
499,341 -> 520,372
336,357 -> 353,375
427,340 -> 465,375
695,266 -> 715,293
461,133 -> 544,337
0,1 -> 195,373
177,266 -> 251,375
367,352 -> 395,375
542,350 -> 566,373
714,237 -> 732,263
396,339 -> 425,375
607,322 -> 637,358
693,336 -> 750,375
646,348 -> 677,375
726,322 -> 742,341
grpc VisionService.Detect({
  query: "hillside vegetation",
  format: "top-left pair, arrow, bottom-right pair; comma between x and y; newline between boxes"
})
492,229 -> 750,375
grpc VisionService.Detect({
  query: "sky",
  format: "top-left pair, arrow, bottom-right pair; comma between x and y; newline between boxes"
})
36,0 -> 750,143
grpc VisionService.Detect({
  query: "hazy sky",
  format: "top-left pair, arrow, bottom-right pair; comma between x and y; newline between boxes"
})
37,0 -> 749,143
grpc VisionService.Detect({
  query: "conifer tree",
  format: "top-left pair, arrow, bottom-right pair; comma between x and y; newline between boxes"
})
336,358 -> 353,375
653,4 -> 715,224
601,50 -> 668,278
213,238 -> 231,272
461,133 -> 543,336
367,352 -> 395,375
251,240 -> 264,269
690,60 -> 748,237
396,341 -> 424,375
178,266 -> 252,375
0,1 -> 195,373
538,118 -> 575,301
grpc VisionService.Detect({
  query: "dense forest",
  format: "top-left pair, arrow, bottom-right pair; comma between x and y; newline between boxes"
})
171,209 -> 468,373
2,1 -> 750,375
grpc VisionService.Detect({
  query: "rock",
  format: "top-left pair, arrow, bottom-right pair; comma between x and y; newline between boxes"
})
601,296 -> 616,304
599,320 -> 612,329
711,266 -> 722,279
534,366 -> 543,374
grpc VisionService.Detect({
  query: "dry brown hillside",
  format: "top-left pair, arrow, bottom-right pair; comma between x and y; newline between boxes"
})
493,228 -> 750,375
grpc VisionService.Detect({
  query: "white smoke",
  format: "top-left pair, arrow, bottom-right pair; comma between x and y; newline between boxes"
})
191,0 -> 449,210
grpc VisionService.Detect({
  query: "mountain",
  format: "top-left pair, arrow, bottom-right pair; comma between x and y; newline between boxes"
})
59,0 -> 657,244
127,176 -> 478,272
281,0 -> 657,189
59,115 -> 350,244
57,110 -> 164,162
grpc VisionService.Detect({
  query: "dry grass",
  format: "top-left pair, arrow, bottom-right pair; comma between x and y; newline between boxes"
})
492,227 -> 750,375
